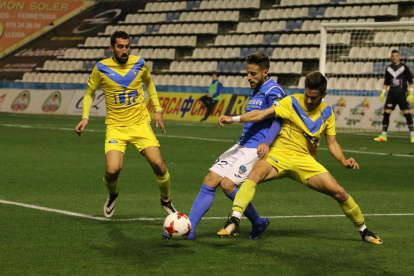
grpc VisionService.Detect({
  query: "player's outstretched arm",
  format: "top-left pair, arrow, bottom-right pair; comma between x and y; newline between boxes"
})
155,111 -> 166,134
218,107 -> 275,126
75,118 -> 89,137
325,134 -> 359,169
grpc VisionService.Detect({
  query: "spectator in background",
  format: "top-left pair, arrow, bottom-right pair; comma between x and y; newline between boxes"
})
375,49 -> 414,143
200,73 -> 222,122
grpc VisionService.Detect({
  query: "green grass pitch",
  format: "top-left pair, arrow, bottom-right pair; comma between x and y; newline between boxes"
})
1,113 -> 414,275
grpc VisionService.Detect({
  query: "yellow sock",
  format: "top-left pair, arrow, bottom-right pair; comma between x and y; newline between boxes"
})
103,177 -> 118,195
155,171 -> 170,200
339,195 -> 365,227
232,179 -> 257,214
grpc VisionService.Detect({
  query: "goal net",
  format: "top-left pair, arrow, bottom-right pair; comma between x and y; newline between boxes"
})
320,22 -> 414,132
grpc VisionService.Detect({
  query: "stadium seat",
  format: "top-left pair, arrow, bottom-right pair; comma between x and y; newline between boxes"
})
232,61 -> 244,73
268,21 -> 279,32
292,62 -> 302,74
366,78 -> 377,90
289,48 -> 300,59
325,62 -> 334,73
263,34 -> 272,44
327,77 -> 337,89
281,48 -> 291,59
333,7 -> 343,18
324,7 -> 334,17
251,22 -> 261,33
273,61 -> 283,74
403,32 -> 414,43
310,20 -> 320,31
335,78 -> 347,90
233,76 -> 245,87
347,78 -> 357,90
343,62 -> 354,74
342,6 -> 352,17
369,5 -> 380,17
304,34 -> 314,45
283,62 -> 293,74
298,47 -> 308,59
358,47 -> 369,59
352,62 -> 364,74
307,47 -> 318,59
272,48 -> 282,59
302,20 -> 312,30
355,78 -> 367,90
261,22 -> 270,32
295,34 -> 306,45
347,47 -> 359,59
376,47 -> 390,59
254,34 -> 264,45
332,62 -> 344,74
363,62 -> 373,74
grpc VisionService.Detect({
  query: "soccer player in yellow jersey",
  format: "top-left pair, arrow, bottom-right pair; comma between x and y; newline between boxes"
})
216,71 -> 383,244
75,31 -> 177,218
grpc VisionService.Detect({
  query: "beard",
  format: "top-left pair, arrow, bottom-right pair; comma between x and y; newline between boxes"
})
115,53 -> 129,64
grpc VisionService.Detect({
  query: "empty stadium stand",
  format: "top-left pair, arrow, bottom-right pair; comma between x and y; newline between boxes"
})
4,0 -> 414,91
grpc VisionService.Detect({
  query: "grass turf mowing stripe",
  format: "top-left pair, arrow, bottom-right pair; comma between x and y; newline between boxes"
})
2,123 -> 414,158
2,199 -> 413,221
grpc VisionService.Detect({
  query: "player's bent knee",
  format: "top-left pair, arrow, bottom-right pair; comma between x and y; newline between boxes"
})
203,172 -> 221,188
331,186 -> 348,202
220,178 -> 236,194
248,169 -> 265,184
149,159 -> 167,174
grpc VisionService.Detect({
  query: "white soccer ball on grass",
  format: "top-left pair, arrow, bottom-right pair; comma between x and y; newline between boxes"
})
163,213 -> 192,240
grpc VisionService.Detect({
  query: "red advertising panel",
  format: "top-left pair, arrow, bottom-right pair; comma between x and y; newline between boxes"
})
0,0 -> 84,53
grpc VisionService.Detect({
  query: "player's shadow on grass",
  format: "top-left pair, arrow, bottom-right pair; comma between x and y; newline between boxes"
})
88,223 -> 197,267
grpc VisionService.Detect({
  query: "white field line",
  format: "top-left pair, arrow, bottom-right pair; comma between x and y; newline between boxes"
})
1,199 -> 413,222
2,123 -> 414,157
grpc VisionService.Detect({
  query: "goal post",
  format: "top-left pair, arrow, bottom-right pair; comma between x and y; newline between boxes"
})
319,21 -> 414,132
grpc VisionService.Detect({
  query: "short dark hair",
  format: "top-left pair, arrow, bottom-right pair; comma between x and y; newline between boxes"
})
246,52 -> 270,70
391,49 -> 399,54
110,31 -> 130,46
212,73 -> 219,78
305,71 -> 327,94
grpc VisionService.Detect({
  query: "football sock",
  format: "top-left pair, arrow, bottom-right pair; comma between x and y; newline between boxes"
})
403,113 -> 414,132
232,179 -> 257,214
188,184 -> 216,233
103,177 -> 118,195
227,188 -> 262,227
358,224 -> 367,232
232,211 -> 242,220
155,171 -> 170,201
382,113 -> 390,132
381,131 -> 387,137
338,195 -> 365,228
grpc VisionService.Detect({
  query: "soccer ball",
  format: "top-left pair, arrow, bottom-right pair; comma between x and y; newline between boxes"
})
163,213 -> 191,240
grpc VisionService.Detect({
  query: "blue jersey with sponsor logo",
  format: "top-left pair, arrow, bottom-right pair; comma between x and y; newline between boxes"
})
238,78 -> 286,148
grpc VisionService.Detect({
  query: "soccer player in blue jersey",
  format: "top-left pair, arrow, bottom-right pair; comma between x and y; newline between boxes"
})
75,31 -> 177,218
183,52 -> 286,240
217,71 -> 383,244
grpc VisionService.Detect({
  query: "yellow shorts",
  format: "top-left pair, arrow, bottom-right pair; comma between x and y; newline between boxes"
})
264,148 -> 328,186
105,123 -> 160,154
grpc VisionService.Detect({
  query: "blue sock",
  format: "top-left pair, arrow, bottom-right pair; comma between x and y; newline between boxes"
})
187,184 -> 216,239
227,187 -> 262,227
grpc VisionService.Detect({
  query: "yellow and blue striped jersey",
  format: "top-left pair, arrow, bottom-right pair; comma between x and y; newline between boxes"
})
272,94 -> 336,157
82,55 -> 162,125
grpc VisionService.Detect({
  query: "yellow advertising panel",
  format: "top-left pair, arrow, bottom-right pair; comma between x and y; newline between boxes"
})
145,92 -> 233,122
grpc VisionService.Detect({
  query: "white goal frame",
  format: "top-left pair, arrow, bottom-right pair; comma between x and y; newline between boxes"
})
320,21 -> 414,75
